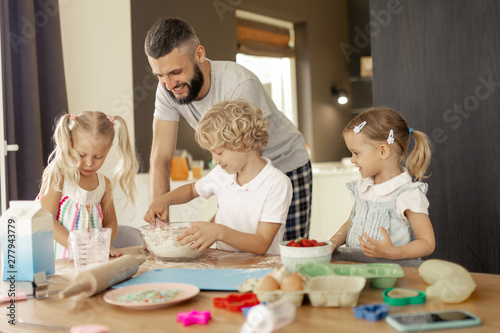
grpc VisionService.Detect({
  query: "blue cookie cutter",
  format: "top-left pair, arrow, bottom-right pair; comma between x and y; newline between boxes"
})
353,303 -> 389,321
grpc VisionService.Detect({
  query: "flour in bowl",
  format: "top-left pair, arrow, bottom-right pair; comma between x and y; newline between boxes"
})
139,223 -> 202,261
146,236 -> 200,259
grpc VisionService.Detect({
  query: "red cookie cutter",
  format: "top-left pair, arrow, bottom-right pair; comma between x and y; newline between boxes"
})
212,293 -> 260,312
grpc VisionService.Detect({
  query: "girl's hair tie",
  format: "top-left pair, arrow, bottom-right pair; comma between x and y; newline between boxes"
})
408,127 -> 414,134
353,121 -> 366,134
70,114 -> 77,121
106,115 -> 116,125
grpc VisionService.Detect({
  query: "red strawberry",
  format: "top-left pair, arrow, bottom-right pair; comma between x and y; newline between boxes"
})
317,242 -> 327,246
310,239 -> 318,247
291,242 -> 302,247
299,238 -> 312,247
286,240 -> 295,247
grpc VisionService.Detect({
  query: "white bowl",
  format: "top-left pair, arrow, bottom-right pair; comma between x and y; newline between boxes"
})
279,241 -> 333,272
139,223 -> 204,261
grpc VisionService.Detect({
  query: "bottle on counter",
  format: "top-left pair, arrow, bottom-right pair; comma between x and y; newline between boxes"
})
240,300 -> 296,333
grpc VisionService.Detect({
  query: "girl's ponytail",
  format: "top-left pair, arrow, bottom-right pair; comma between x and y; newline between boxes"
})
112,116 -> 138,205
40,114 -> 80,195
405,129 -> 432,182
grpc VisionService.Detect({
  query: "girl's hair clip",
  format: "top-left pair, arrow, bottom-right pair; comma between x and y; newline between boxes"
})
387,129 -> 394,144
408,127 -> 414,134
70,114 -> 77,121
353,121 -> 367,134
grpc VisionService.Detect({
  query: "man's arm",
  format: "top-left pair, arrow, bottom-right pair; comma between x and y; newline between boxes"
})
149,118 -> 178,202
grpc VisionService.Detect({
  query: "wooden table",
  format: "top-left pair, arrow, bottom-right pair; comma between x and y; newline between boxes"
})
1,247 -> 500,332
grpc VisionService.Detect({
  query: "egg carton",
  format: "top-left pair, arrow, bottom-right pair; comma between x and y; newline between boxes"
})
296,263 -> 404,289
306,275 -> 366,307
246,275 -> 367,308
254,289 -> 306,307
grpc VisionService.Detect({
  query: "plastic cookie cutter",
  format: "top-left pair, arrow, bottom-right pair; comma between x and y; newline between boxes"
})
353,303 -> 389,321
213,293 -> 260,312
176,309 -> 211,326
383,287 -> 426,306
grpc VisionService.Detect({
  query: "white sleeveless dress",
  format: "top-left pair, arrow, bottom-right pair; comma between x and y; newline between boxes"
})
54,173 -> 106,259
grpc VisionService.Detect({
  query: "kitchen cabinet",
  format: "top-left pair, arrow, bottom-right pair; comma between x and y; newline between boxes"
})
350,76 -> 373,115
309,162 -> 359,241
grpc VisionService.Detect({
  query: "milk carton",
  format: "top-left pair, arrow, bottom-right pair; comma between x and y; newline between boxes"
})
1,201 -> 55,281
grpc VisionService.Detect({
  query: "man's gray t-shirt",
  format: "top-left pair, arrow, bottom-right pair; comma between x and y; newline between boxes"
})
153,60 -> 309,173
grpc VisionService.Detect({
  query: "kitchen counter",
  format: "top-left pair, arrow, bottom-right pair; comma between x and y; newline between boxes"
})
311,160 -> 359,175
2,247 -> 500,332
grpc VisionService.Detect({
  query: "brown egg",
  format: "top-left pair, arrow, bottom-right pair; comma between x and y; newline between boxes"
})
256,275 -> 280,291
280,272 -> 304,292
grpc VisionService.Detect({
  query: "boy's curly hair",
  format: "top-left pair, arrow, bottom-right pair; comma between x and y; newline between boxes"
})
195,99 -> 269,152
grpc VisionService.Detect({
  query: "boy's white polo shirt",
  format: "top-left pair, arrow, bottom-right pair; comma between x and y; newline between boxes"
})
195,157 -> 292,255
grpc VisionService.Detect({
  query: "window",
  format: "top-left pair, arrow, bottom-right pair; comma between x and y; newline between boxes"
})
235,10 -> 298,127
236,54 -> 297,125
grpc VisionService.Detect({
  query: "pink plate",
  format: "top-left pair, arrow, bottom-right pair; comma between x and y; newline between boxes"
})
103,283 -> 200,310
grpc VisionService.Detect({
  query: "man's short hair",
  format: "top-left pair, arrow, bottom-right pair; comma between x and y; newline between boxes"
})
144,17 -> 200,59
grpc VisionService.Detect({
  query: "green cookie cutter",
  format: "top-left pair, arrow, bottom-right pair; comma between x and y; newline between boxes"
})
383,287 -> 426,306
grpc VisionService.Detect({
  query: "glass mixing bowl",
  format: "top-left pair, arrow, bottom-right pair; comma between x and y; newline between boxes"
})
139,222 -> 204,261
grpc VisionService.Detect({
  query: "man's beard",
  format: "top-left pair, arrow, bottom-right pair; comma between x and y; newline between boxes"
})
167,63 -> 204,105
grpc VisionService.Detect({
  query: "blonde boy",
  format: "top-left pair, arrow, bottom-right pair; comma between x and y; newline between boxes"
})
144,100 -> 292,255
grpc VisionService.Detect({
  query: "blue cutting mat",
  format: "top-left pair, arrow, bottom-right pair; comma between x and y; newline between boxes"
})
112,268 -> 273,291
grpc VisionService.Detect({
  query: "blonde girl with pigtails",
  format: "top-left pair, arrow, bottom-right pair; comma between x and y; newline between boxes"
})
329,107 -> 435,261
39,111 -> 138,259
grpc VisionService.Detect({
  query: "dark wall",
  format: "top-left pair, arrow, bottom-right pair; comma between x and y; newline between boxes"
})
347,0 -> 374,113
130,0 -> 352,171
370,0 -> 500,273
130,0 -> 236,171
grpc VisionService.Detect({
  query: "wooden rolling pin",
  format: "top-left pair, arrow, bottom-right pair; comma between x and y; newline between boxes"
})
59,255 -> 145,299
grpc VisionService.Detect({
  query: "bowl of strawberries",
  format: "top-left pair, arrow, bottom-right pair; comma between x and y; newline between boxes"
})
279,238 -> 333,272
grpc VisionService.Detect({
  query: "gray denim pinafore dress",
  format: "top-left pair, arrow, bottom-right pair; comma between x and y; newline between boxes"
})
345,180 -> 428,248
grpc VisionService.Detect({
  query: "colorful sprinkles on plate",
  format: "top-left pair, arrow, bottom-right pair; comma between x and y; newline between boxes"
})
118,289 -> 182,304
